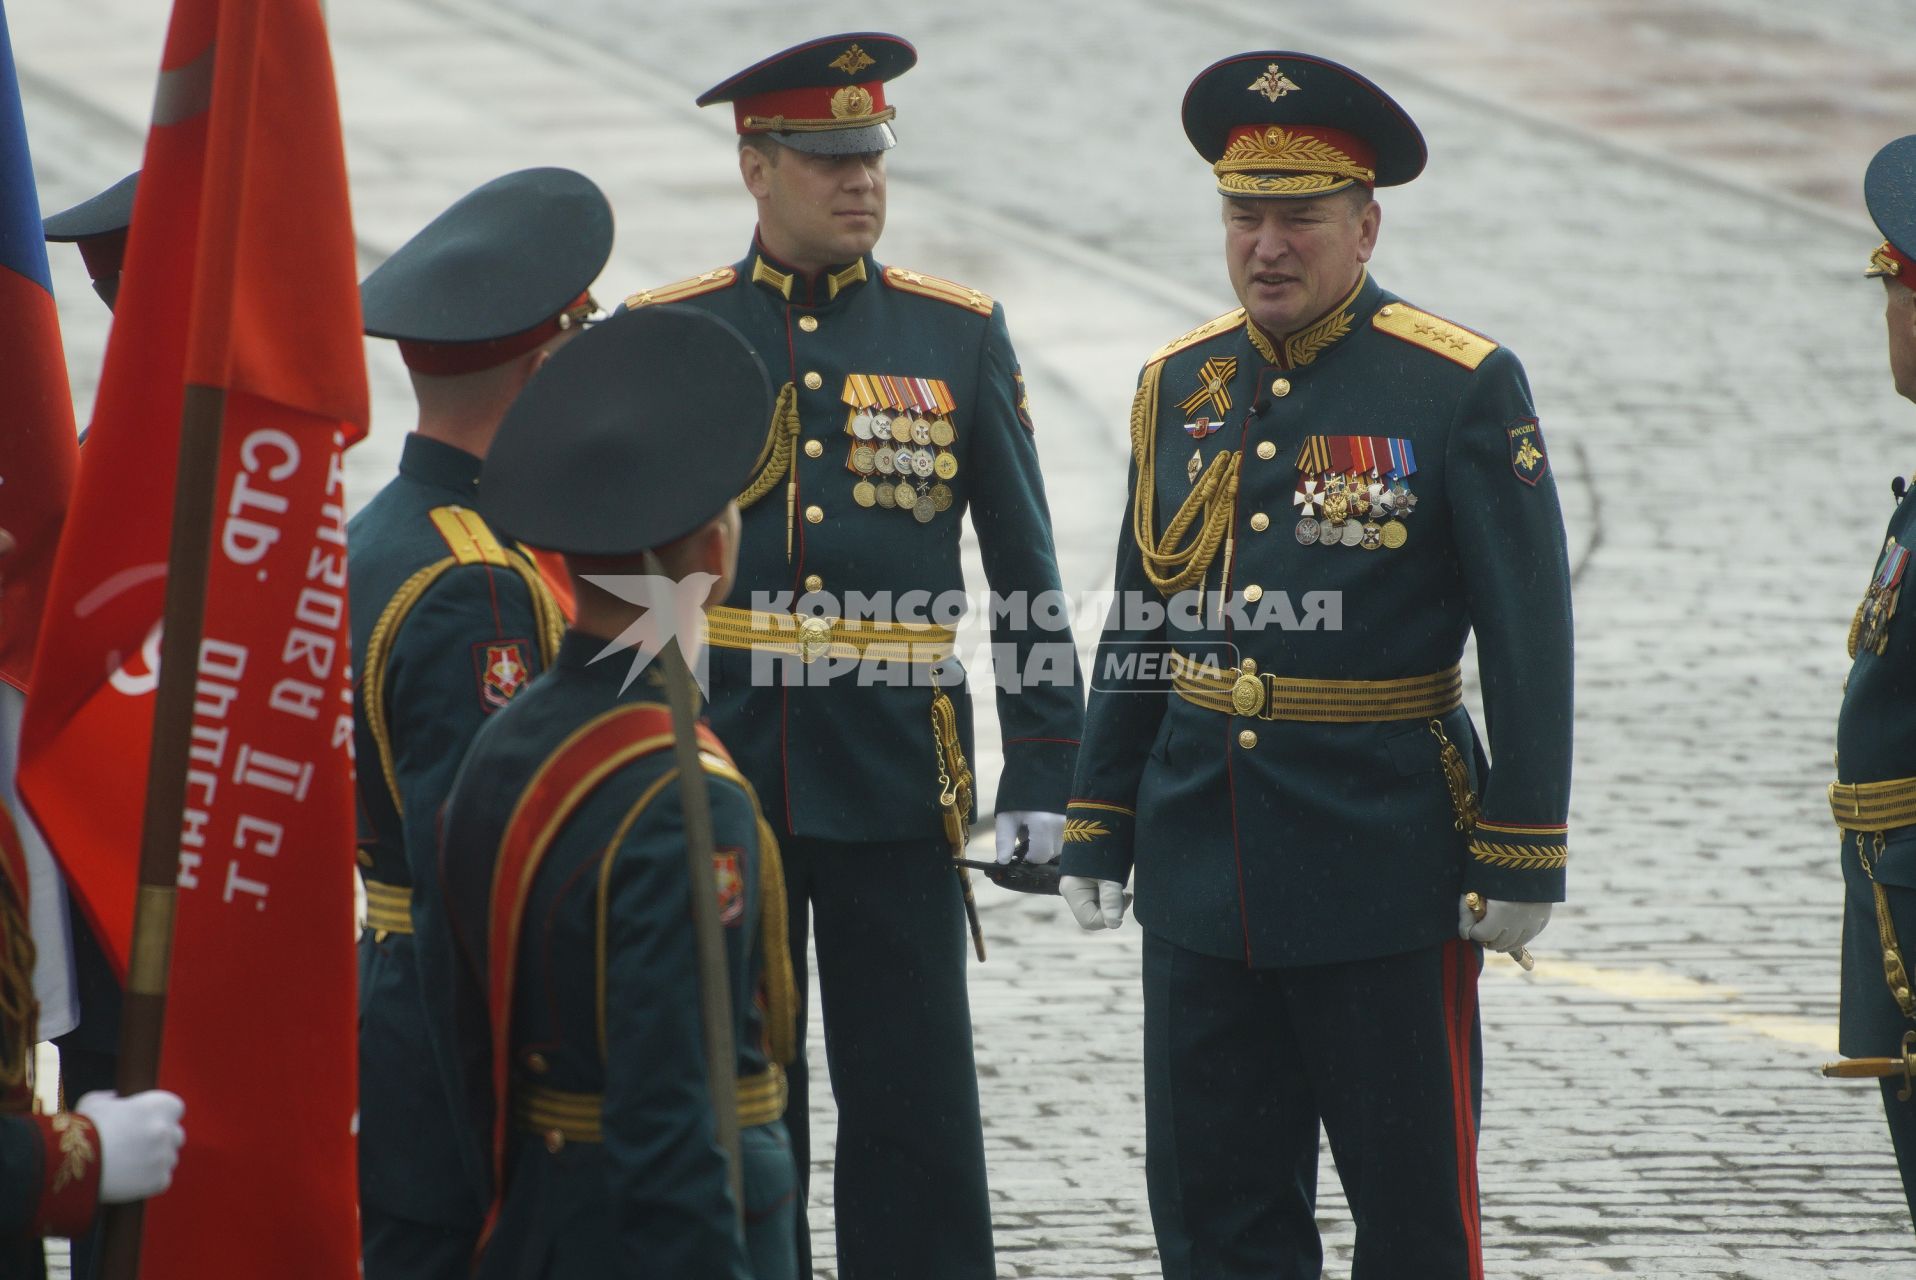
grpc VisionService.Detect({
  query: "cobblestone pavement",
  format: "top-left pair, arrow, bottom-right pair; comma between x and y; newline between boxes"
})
15,1 -> 1916,1275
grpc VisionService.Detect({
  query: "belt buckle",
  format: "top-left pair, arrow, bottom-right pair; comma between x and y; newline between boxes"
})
1229,667 -> 1265,718
797,615 -> 834,664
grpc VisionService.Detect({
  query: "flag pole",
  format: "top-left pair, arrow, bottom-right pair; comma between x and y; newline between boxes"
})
99,383 -> 228,1280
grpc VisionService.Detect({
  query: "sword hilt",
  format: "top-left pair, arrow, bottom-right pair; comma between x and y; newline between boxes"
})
1822,1031 -> 1916,1101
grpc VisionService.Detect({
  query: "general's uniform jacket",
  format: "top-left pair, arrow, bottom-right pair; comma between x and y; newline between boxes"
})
1061,271 -> 1574,967
1833,483 -> 1916,1056
347,433 -> 564,1226
622,242 -> 1085,839
437,635 -> 794,1280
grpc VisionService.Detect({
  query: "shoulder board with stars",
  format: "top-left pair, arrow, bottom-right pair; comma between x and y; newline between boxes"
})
623,266 -> 738,310
881,266 -> 994,316
1371,302 -> 1498,371
1146,308 -> 1246,368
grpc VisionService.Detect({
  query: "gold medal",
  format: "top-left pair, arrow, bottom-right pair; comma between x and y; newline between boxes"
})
853,479 -> 877,507
1360,521 -> 1382,551
929,417 -> 955,447
911,416 -> 932,446
894,480 -> 917,507
1381,519 -> 1407,550
875,482 -> 896,508
910,448 -> 935,479
930,483 -> 953,511
933,451 -> 958,480
851,444 -> 876,475
1322,491 -> 1350,525
875,444 -> 896,475
890,415 -> 912,443
913,496 -> 936,523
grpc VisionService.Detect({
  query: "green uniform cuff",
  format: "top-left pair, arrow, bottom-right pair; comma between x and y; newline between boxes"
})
1057,799 -> 1136,884
1463,820 -> 1568,902
994,738 -> 1080,816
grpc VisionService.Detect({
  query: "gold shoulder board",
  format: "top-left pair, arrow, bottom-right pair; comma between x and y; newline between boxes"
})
1146,308 -> 1246,367
623,266 -> 738,310
428,506 -> 511,567
1371,303 -> 1498,371
881,266 -> 994,316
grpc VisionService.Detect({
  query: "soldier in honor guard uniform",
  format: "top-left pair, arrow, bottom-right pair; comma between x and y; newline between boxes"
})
622,33 -> 1085,1274
435,304 -> 797,1278
1828,133 -> 1916,1228
348,168 -> 607,1278
1058,53 -> 1574,1278
0,529 -> 184,1279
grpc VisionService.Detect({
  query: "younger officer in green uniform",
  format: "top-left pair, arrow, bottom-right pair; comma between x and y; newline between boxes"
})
436,304 -> 797,1278
1059,53 -> 1574,1279
349,168 -> 607,1278
623,32 -> 1085,1277
1829,133 -> 1916,1229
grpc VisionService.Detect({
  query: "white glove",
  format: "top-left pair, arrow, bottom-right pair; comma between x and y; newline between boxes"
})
995,811 -> 1065,865
1060,875 -> 1128,931
1457,896 -> 1552,953
77,1090 -> 186,1205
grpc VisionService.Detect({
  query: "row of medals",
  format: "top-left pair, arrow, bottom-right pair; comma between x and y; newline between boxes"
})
1292,471 -> 1418,551
846,408 -> 958,523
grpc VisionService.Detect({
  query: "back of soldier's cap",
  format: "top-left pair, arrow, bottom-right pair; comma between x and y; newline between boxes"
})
44,172 -> 138,307
479,305 -> 773,557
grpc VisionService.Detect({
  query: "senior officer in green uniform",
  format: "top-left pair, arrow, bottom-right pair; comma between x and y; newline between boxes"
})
435,304 -> 797,1278
1825,134 -> 1916,1230
348,168 -> 606,1279
1058,53 -> 1574,1279
623,32 -> 1085,1277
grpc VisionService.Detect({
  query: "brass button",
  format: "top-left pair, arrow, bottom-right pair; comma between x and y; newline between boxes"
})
1271,378 -> 1291,397
1243,584 -> 1263,603
544,1129 -> 565,1155
526,1052 -> 549,1075
805,505 -> 824,524
1256,441 -> 1277,461
1240,658 -> 1258,676
804,439 -> 824,458
803,371 -> 823,390
804,574 -> 823,593
1379,305 -> 1395,317
799,316 -> 819,333
1249,513 -> 1270,532
1238,729 -> 1258,750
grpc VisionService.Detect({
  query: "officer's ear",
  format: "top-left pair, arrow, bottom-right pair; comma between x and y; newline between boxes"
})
738,136 -> 781,199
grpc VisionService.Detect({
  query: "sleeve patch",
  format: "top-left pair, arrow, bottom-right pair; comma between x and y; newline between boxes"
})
1507,418 -> 1548,486
713,849 -> 745,927
1013,371 -> 1034,434
473,639 -> 533,711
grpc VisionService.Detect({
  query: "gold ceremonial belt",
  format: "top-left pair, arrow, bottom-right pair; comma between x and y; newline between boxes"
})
1172,655 -> 1464,723
705,605 -> 955,666
362,880 -> 413,936
514,1064 -> 788,1145
1830,777 -> 1916,832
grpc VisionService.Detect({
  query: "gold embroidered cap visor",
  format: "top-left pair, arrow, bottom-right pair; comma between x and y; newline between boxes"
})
1182,51 -> 1426,198
1865,134 -> 1916,282
696,31 -> 917,156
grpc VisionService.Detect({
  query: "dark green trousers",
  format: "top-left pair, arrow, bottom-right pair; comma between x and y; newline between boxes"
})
1144,931 -> 1485,1280
781,836 -> 994,1279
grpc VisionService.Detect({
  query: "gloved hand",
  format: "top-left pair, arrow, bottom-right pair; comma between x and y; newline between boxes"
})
1457,896 -> 1552,953
1061,875 -> 1128,931
995,811 -> 1065,865
77,1090 -> 186,1204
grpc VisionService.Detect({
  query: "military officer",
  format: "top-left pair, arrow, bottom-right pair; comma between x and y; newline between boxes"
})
1058,53 -> 1574,1278
1829,133 -> 1916,1228
622,33 -> 1085,1274
435,304 -> 797,1278
0,529 -> 184,1279
348,167 -> 607,1278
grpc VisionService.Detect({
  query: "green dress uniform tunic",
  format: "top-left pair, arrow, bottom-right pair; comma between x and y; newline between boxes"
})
436,632 -> 798,1280
348,433 -> 564,1274
1061,271 -> 1574,1278
1832,482 -> 1916,1222
622,241 -> 1085,1276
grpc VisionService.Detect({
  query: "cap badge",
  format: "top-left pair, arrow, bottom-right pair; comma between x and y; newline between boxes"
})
830,44 -> 876,76
1248,63 -> 1302,102
831,85 -> 875,119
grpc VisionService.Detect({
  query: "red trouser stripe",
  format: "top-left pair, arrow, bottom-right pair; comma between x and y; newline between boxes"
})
1442,939 -> 1484,1280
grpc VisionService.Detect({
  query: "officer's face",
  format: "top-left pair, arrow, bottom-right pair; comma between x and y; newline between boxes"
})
1223,191 -> 1379,336
1886,278 -> 1916,404
743,144 -> 887,273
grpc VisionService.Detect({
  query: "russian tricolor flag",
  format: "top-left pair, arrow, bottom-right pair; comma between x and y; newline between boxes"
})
0,0 -> 78,693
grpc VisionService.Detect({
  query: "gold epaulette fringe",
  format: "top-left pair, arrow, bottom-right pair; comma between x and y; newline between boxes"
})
737,381 -> 801,510
1128,360 -> 1240,594
623,267 -> 737,310
881,267 -> 994,316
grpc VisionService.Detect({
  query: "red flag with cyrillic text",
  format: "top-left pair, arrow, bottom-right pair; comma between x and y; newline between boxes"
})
16,0 -> 365,1273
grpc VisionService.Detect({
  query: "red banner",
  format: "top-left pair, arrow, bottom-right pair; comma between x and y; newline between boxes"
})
17,0 -> 364,1274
